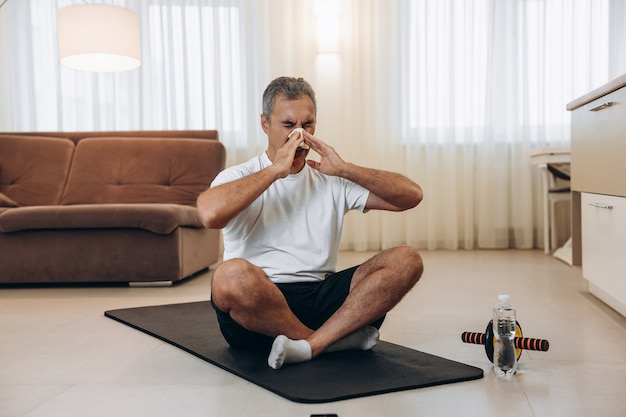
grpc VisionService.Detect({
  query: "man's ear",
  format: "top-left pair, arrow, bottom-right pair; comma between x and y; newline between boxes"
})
260,113 -> 270,134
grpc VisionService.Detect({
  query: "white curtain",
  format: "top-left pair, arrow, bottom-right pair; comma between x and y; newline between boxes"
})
1,0 -> 623,250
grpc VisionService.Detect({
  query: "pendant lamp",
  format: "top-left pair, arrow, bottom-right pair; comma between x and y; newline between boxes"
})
58,4 -> 141,72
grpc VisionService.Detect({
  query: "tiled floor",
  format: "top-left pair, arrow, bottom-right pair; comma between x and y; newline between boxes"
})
1,250 -> 625,417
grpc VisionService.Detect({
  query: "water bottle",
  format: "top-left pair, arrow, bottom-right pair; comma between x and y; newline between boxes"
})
493,294 -> 517,376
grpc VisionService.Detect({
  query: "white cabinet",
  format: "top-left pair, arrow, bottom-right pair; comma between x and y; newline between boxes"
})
568,74 -> 626,316
570,86 -> 626,196
581,193 -> 626,316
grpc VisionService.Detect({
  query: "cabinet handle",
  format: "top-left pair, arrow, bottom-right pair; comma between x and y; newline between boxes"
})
588,202 -> 613,209
589,102 -> 614,111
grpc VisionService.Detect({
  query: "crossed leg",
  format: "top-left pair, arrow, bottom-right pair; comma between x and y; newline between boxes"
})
210,245 -> 423,369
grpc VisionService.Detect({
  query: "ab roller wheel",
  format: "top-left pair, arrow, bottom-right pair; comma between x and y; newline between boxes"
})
462,320 -> 549,363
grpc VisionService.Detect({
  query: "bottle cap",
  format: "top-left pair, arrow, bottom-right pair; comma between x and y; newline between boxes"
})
498,294 -> 510,302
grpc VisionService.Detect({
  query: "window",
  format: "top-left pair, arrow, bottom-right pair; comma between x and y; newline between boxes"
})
400,0 -> 610,145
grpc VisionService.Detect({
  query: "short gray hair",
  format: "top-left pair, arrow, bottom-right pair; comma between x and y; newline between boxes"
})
262,76 -> 317,120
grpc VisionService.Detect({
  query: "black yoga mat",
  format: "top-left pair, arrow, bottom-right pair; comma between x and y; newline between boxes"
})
105,301 -> 483,403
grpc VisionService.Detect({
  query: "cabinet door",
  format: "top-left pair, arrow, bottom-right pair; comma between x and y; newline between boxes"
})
581,193 -> 626,315
571,87 -> 626,197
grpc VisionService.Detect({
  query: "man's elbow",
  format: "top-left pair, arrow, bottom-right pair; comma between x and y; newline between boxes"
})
197,197 -> 227,229
198,208 -> 228,229
412,186 -> 424,207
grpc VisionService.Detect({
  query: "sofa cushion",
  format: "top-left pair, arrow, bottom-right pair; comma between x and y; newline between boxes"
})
61,137 -> 226,206
0,203 -> 204,235
0,192 -> 19,207
0,135 -> 75,205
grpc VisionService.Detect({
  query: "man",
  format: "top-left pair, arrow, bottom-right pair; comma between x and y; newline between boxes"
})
197,76 -> 423,369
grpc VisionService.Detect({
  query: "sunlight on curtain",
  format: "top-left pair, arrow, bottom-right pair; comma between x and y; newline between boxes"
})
335,0 -> 406,251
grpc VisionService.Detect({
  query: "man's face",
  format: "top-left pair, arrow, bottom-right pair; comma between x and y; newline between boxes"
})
262,94 -> 316,174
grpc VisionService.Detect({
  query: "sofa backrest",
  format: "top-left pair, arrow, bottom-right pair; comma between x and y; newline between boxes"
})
12,129 -> 220,144
60,136 -> 225,206
0,135 -> 75,206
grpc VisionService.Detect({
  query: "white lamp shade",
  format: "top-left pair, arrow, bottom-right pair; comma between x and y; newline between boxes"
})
58,4 -> 141,72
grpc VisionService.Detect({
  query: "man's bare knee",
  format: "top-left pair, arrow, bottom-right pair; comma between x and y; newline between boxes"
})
370,245 -> 423,282
214,258 -> 256,279
392,245 -> 423,284
351,246 -> 423,297
211,258 -> 261,310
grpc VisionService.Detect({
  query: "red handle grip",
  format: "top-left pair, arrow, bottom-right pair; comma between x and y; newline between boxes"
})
462,331 -> 549,352
515,336 -> 549,352
461,331 -> 486,345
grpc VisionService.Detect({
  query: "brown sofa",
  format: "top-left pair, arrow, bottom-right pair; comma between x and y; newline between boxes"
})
0,131 -> 225,286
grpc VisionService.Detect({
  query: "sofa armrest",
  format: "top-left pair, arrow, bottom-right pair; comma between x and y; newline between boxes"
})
0,204 -> 204,235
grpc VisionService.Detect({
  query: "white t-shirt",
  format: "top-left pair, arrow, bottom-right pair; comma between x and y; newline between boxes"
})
211,152 -> 370,283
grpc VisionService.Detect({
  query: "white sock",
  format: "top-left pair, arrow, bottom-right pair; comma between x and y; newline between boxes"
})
267,327 -> 379,370
325,326 -> 380,353
268,335 -> 312,370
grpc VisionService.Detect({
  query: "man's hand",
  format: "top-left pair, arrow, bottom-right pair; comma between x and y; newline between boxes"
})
302,131 -> 423,212
272,129 -> 310,177
303,131 -> 349,176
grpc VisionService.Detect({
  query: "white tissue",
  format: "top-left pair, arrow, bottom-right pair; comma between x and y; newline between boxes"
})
289,128 -> 309,150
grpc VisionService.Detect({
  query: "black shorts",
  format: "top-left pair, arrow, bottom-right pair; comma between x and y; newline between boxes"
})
211,265 -> 386,351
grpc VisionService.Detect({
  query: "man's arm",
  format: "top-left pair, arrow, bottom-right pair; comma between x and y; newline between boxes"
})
303,132 -> 423,212
197,167 -> 282,229
342,163 -> 423,211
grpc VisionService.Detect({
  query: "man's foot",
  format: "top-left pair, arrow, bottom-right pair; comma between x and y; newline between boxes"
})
267,326 -> 380,369
325,326 -> 379,353
268,335 -> 312,369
